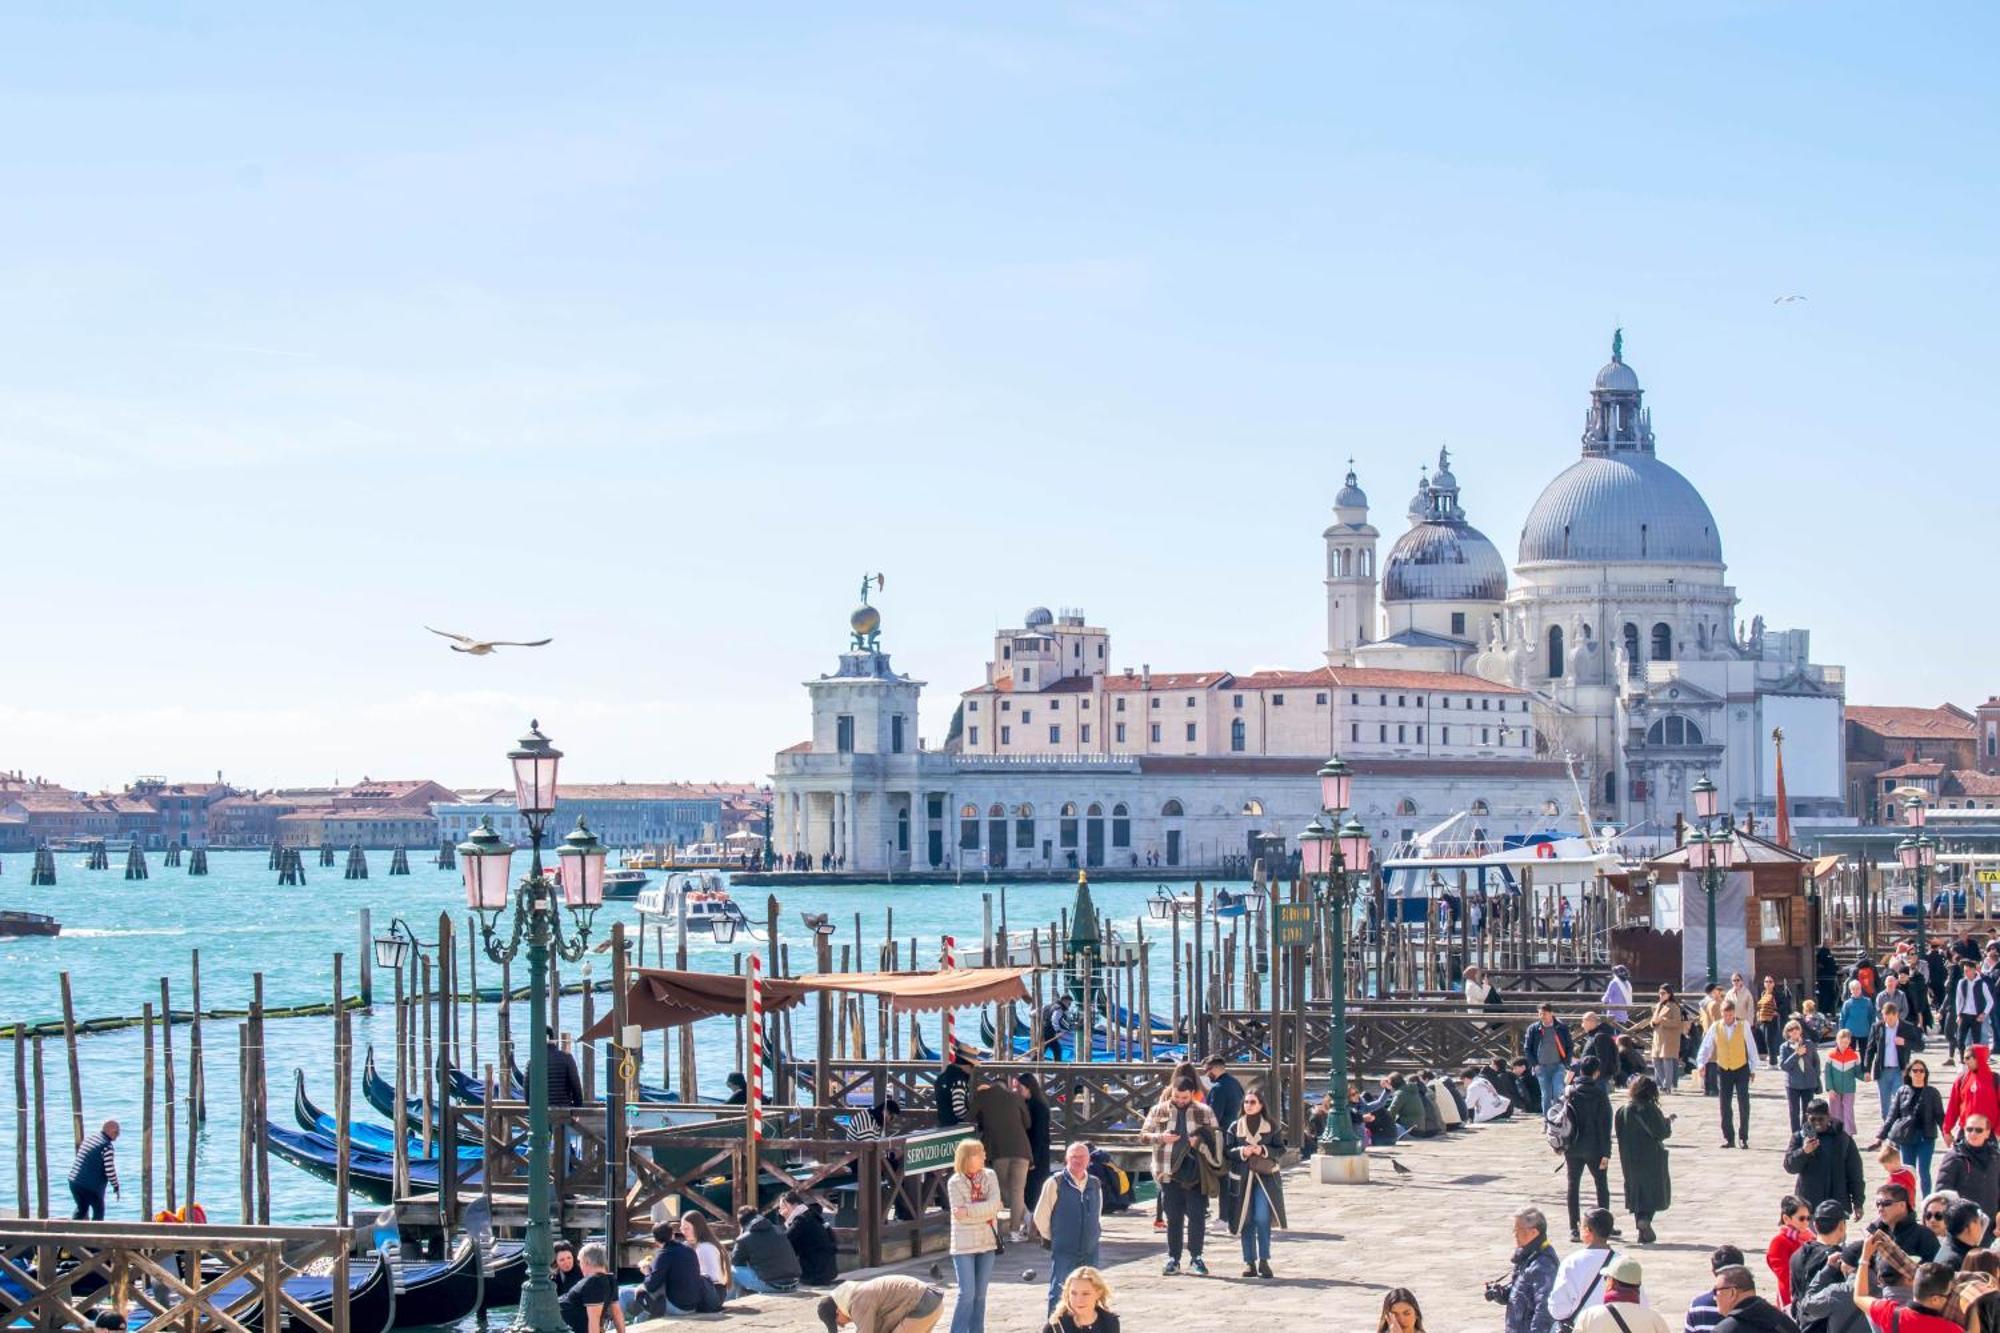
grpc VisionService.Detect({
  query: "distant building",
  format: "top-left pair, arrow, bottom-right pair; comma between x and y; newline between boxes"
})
206,795 -> 298,847
432,783 -> 751,851
127,778 -> 236,847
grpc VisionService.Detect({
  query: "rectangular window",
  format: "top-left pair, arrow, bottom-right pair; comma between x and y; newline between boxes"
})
1150,724 -> 1161,743
1003,646 -> 1011,659
1097,644 -> 1105,658
1273,693 -> 1286,706
1021,710 -> 1032,723
1451,612 -> 1466,635
1351,723 -> 1360,742
1482,698 -> 1491,710
960,820 -> 979,851
1001,725 -> 1012,745
1115,722 -> 1126,743
1048,699 -> 1061,709
1151,698 -> 1161,709
1080,724 -> 1091,743
1233,694 -> 1244,708
968,726 -> 979,745
1022,667 -> 1032,683
1481,727 -> 1490,744
1442,697 -> 1450,709
1186,696 -> 1196,708
1350,692 -> 1359,704
1465,697 -> 1473,709
1001,700 -> 1011,712
1522,730 -> 1530,748
1049,725 -> 1061,743
1398,695 -> 1406,707
1442,725 -> 1450,744
1378,725 -> 1387,742
1078,696 -> 1090,708
1315,692 -> 1327,704
1379,694 -> 1387,705
968,701 -> 979,713
1185,723 -> 1197,741
1015,818 -> 1034,849
891,714 -> 905,753
1415,696 -> 1423,707
836,715 -> 854,753
1397,724 -> 1406,743
1116,698 -> 1126,713
1416,726 -> 1424,742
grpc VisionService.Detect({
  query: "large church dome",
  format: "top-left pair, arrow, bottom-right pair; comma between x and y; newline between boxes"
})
1383,447 -> 1507,602
1518,333 -> 1723,567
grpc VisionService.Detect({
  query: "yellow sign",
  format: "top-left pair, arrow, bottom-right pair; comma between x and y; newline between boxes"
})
1276,903 -> 1316,947
1976,870 -> 2000,884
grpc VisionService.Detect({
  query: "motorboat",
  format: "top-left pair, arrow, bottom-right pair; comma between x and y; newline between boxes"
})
0,911 -> 59,938
601,867 -> 650,899
635,871 -> 766,942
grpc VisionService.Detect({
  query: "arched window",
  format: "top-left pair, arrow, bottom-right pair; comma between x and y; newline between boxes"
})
1060,802 -> 1078,817
1161,799 -> 1184,817
1112,803 -> 1128,817
1623,623 -> 1640,677
1469,799 -> 1490,816
1087,802 -> 1104,816
1230,718 -> 1246,752
988,803 -> 1005,818
1651,622 -> 1672,661
1548,625 -> 1565,678
1395,797 -> 1419,816
1241,799 -> 1265,816
960,803 -> 978,820
1015,803 -> 1034,818
1542,799 -> 1562,817
1645,716 -> 1704,747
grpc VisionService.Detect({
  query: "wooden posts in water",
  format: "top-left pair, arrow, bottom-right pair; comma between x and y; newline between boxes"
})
29,846 -> 54,886
268,843 -> 283,871
58,973 -> 84,1150
160,978 -> 177,1215
607,920 -> 629,1265
358,906 -> 374,1009
32,1039 -> 47,1219
277,848 -> 306,885
86,842 -> 109,871
392,963 -> 410,1200
334,953 -> 351,1227
125,845 -> 149,880
436,838 -> 456,870
187,847 -> 208,875
11,1030 -> 25,1220
142,1002 -> 155,1221
344,845 -> 369,880
163,845 -> 182,868
389,847 -> 410,875
319,842 -> 335,868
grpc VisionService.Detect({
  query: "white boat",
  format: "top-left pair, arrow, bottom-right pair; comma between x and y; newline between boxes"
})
601,868 -> 650,899
635,871 -> 767,943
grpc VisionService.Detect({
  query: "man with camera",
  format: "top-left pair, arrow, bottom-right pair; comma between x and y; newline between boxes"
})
1783,1098 -> 1866,1222
1489,1205 -> 1560,1333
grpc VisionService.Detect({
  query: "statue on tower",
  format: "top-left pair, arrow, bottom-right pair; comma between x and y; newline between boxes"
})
849,572 -> 886,651
1612,327 -> 1624,361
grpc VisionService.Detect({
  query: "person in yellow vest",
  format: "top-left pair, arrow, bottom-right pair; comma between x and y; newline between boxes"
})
1695,1000 -> 1757,1149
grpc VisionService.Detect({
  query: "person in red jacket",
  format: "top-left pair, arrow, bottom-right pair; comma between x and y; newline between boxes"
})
1945,1044 -> 2000,1137
1765,1194 -> 1812,1306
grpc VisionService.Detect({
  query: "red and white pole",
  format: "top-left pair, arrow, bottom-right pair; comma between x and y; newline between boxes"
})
747,951 -> 765,1142
940,935 -> 957,1067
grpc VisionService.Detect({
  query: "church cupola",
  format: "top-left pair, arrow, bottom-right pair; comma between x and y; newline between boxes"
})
1582,328 -> 1655,457
1323,459 -> 1378,665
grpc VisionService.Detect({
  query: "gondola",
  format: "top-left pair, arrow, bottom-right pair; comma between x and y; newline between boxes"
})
391,1241 -> 481,1329
504,1053 -> 701,1105
294,1069 -> 483,1162
478,1242 -> 528,1313
137,1249 -> 394,1332
264,1123 -> 474,1202
362,1048 -> 482,1145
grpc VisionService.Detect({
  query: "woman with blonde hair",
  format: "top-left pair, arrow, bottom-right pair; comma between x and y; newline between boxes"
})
946,1137 -> 1002,1333
1047,1266 -> 1117,1333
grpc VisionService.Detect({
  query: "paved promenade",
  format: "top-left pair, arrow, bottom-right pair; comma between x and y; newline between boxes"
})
642,1069 -> 1902,1332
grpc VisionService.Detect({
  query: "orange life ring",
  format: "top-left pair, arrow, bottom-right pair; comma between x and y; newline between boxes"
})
1535,842 -> 1556,860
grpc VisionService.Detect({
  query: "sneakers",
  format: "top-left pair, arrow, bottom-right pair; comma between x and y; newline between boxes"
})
1163,1259 -> 1181,1276
1257,1260 -> 1274,1279
1190,1258 -> 1209,1277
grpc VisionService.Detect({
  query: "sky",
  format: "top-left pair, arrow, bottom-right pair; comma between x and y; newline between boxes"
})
2,3 -> 1995,792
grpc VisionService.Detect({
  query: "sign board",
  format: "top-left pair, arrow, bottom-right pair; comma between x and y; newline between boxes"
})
1978,871 -> 2000,884
902,1126 -> 975,1176
1276,902 -> 1316,948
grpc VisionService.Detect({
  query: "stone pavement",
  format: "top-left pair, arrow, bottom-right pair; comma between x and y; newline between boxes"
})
638,1064 -> 1913,1332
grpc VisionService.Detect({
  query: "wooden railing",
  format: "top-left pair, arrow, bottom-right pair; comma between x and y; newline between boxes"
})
0,1219 -> 354,1332
1210,1002 -> 1668,1074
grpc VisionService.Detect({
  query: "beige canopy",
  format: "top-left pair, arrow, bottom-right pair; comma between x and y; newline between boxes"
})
579,965 -> 1031,1039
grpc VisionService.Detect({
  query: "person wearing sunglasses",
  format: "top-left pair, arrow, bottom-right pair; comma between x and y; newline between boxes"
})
1867,1182 -> 1940,1291
1938,1114 -> 2000,1246
1763,1195 -> 1814,1308
1224,1089 -> 1287,1279
1933,1198 -> 1987,1273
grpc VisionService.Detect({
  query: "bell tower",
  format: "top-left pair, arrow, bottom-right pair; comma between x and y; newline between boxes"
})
1324,462 -> 1378,665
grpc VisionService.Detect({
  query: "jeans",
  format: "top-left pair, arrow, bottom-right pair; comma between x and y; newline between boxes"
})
732,1265 -> 797,1296
1759,1020 -> 1783,1066
1717,1066 -> 1751,1144
621,1286 -> 690,1318
1239,1181 -> 1273,1263
992,1156 -> 1030,1235
1045,1246 -> 1097,1314
1652,1056 -> 1679,1093
1787,1087 -> 1816,1135
1900,1135 -> 1936,1196
1535,1065 -> 1566,1116
69,1184 -> 104,1221
1565,1156 -> 1609,1233
950,1251 -> 994,1333
1878,1068 -> 1905,1120
1161,1178 -> 1208,1260
1955,1016 -> 1983,1061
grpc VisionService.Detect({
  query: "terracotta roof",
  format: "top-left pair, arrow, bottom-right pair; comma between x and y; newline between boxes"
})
1876,761 -> 1946,779
1102,672 -> 1232,692
325,806 -> 437,821
1846,705 -> 1976,740
777,742 -> 812,755
1946,771 -> 2000,798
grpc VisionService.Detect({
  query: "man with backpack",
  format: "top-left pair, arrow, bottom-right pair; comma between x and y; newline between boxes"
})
1548,1208 -> 1640,1327
1555,1059 -> 1615,1243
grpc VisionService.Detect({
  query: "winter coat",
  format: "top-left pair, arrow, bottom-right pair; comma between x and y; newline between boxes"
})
1524,1021 -> 1572,1070
1781,1042 -> 1823,1092
1649,1002 -> 1688,1060
1883,1081 -> 1946,1149
786,1203 -> 839,1285
1415,1081 -> 1447,1136
732,1215 -> 803,1288
1224,1113 -> 1288,1232
1139,1099 -> 1223,1192
1766,1227 -> 1809,1306
1782,1122 -> 1866,1215
1937,1133 -> 2000,1224
1582,1026 -> 1619,1078
971,1085 -> 1032,1162
1614,1099 -> 1672,1216
1205,1072 -> 1244,1135
1837,996 -> 1877,1039
1945,1045 -> 2000,1136
1389,1083 -> 1432,1137
946,1168 -> 1004,1254
1563,1077 -> 1613,1163
1505,1237 -> 1559,1333
1823,1047 -> 1863,1096
1712,1293 -> 1802,1333
935,1062 -> 973,1127
1861,1020 -> 1925,1078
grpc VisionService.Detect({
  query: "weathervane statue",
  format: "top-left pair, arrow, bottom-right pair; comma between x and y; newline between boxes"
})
850,572 -> 886,650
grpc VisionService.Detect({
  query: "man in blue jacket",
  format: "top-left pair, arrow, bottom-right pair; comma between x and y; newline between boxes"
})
1498,1206 -> 1558,1333
1523,1005 -> 1573,1118
1838,980 -> 1877,1045
1032,1143 -> 1103,1313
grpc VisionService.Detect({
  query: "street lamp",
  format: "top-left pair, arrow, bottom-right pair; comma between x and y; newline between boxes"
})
1301,755 -> 1371,1181
461,721 -> 606,1333
1686,776 -> 1738,990
371,916 -> 439,971
1901,795 -> 1937,956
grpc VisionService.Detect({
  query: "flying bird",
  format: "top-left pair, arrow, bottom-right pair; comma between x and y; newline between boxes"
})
426,627 -> 553,655
1773,295 -> 1808,304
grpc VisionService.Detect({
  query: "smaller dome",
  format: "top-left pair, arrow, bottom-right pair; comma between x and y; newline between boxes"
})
1024,606 -> 1054,628
1335,464 -> 1367,510
1595,359 -> 1640,392
850,605 -> 882,636
1406,469 -> 1430,521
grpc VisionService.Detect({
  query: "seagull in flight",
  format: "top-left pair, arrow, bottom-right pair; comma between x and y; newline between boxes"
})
426,627 -> 553,656
1773,294 -> 1808,304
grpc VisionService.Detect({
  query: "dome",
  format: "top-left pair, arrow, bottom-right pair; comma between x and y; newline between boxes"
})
1594,359 -> 1640,392
1335,465 -> 1367,510
1023,606 -> 1054,628
1382,519 -> 1508,602
1518,453 -> 1722,565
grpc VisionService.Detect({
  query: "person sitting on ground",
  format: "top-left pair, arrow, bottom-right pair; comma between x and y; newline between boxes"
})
732,1205 -> 803,1295
1853,1235 -> 1960,1333
1681,1245 -> 1747,1333
552,1240 -> 582,1296
818,1275 -> 948,1333
623,1219 -> 719,1319
1388,1073 -> 1435,1140
563,1241 -> 627,1333
1573,1256 -> 1671,1333
1708,1264 -> 1797,1333
1510,1056 -> 1545,1117
1428,1070 -> 1467,1131
783,1189 -> 840,1286
1464,1064 -> 1514,1122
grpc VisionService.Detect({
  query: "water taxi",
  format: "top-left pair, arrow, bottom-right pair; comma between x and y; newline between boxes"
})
635,871 -> 766,942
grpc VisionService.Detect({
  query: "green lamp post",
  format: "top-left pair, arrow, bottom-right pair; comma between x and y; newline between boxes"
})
1687,774 -> 1737,990
1900,795 -> 1937,958
1301,757 -> 1371,1182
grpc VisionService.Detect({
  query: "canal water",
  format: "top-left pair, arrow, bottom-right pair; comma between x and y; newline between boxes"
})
0,851 -> 1253,1226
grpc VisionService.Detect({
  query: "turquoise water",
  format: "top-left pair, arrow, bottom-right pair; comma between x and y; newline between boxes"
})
0,851 -> 1247,1225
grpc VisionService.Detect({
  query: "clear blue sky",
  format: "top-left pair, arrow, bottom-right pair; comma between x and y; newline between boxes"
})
4,4 -> 1993,791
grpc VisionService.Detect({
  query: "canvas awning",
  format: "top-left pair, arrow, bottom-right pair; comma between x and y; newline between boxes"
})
580,965 -> 1032,1039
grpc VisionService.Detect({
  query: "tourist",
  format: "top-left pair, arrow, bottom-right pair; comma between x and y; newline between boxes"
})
731,1206 -> 802,1294
1868,1183 -> 1941,1284
1696,999 -> 1756,1148
623,1219 -> 717,1319
1389,1072 -> 1435,1140
1603,966 -> 1634,1027
1879,1144 -> 1919,1208
1046,1267 -> 1117,1333
1790,1201 -> 1848,1315
1033,1143 -> 1102,1313
1937,1115 -> 2000,1243
1782,1097 -> 1865,1220
1549,1208 -> 1629,1324
1877,972 -> 1910,1029
1204,1054 -> 1245,1223
1511,1056 -> 1545,1116
1707,1265 -> 1794,1333
1765,1196 -> 1813,1308
682,1214 -> 728,1292
1934,1199 -> 1986,1272
1781,1020 -> 1823,1136
1581,1013 -> 1619,1089
818,1275 -> 948,1333
1377,1286 -> 1428,1332
1614,1074 -> 1671,1244
1864,1002 -> 1923,1119
1014,1073 -> 1053,1226
1954,963 -> 1994,1064
1466,964 -> 1494,1010
552,1240 -> 581,1296
1945,1045 -> 2000,1138
1496,1206 -> 1559,1333
1140,1075 -> 1222,1275
1798,1001 -> 1831,1044
935,1044 -> 977,1127
1651,986 -> 1689,1094
1700,984 -> 1730,1097
1573,1257 -> 1669,1333
971,1072 -> 1033,1240
1825,1029 -> 1863,1136
1792,1238 -> 1863,1333
1840,981 -> 1877,1046
945,1138 -> 1002,1333
1881,1057 -> 1946,1195
66,1120 -> 120,1221
562,1242 -> 626,1333
1919,1190 -> 1959,1245
1226,1088 -> 1287,1279
1465,1063 -> 1514,1121
1041,995 -> 1076,1061
723,1071 -> 770,1106
1681,1245 -> 1747,1333
782,1189 -> 840,1286
1729,973 -> 1759,1036
546,1029 -> 585,1108
1558,1059 -> 1615,1243
1526,1004 -> 1574,1114
1852,1235 -> 1957,1332
1758,978 -> 1785,1069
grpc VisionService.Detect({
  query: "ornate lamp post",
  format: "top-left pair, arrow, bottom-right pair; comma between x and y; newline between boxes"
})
1300,758 -> 1371,1182
459,722 -> 607,1333
1900,795 -> 1937,957
1688,775 -> 1738,989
